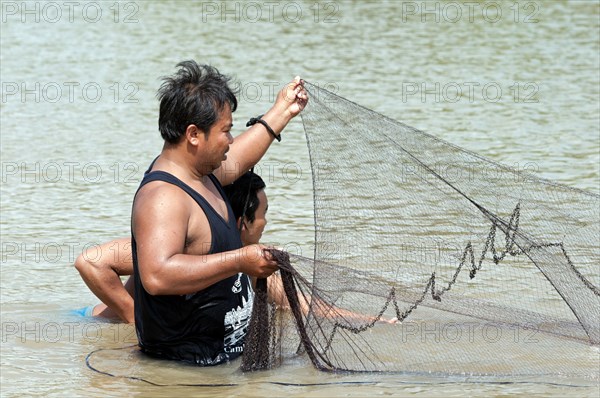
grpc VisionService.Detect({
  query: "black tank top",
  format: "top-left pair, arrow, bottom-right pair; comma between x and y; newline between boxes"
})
132,170 -> 253,365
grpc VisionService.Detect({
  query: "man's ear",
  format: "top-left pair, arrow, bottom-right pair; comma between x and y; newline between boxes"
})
185,124 -> 203,146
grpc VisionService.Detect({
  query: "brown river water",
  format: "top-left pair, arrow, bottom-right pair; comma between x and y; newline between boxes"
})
1,1 -> 598,396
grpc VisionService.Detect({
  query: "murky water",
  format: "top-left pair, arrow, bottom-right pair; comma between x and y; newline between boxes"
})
1,1 -> 599,396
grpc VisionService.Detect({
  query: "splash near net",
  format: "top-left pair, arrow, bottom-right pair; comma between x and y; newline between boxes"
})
241,82 -> 600,381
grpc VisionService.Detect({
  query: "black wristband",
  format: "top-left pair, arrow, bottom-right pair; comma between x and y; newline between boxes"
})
246,114 -> 281,142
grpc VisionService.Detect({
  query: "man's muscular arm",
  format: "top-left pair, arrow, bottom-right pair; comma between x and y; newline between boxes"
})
215,77 -> 308,186
134,182 -> 278,296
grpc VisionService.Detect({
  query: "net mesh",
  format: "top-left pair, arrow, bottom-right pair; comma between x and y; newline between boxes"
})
241,82 -> 600,380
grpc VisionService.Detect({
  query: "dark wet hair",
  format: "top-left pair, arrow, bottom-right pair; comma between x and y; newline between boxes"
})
223,171 -> 266,223
157,60 -> 238,143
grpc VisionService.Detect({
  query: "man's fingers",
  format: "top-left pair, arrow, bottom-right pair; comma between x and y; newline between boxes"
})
261,247 -> 272,259
290,76 -> 304,92
261,248 -> 279,267
261,249 -> 279,270
281,77 -> 308,106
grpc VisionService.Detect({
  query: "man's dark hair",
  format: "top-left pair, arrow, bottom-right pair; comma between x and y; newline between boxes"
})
157,60 -> 238,143
223,171 -> 266,223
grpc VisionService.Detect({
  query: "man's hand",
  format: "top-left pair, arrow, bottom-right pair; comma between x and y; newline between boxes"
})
238,244 -> 279,278
215,76 -> 309,186
272,76 -> 308,119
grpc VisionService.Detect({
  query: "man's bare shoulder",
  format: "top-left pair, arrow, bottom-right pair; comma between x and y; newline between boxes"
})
133,180 -> 191,215
132,178 -> 212,258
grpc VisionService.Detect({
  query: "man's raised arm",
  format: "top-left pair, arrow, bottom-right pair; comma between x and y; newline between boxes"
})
215,77 -> 308,186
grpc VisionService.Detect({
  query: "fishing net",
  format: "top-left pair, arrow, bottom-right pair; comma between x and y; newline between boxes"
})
241,82 -> 600,381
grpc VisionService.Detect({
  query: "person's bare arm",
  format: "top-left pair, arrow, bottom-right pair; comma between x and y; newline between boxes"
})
215,77 -> 308,186
134,183 -> 278,296
93,276 -> 135,320
74,237 -> 135,323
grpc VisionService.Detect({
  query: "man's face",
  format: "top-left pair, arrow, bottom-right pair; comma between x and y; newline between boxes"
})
203,104 -> 234,171
241,189 -> 268,246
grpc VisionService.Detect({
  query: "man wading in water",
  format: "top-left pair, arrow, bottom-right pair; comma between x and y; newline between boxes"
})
131,61 -> 306,364
77,61 -> 307,365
